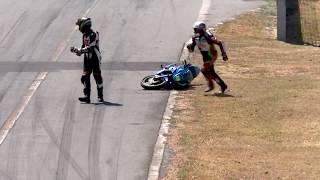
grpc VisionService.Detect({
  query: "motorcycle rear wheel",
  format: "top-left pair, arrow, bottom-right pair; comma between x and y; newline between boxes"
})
141,75 -> 166,90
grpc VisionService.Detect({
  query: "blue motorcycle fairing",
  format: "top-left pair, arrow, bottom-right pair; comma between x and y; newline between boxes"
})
157,63 -> 199,89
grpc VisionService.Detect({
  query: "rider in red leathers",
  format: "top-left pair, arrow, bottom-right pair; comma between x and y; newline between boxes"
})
187,21 -> 228,93
70,18 -> 104,103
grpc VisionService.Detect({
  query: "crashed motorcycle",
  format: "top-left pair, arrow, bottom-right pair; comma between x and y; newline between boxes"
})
140,61 -> 200,90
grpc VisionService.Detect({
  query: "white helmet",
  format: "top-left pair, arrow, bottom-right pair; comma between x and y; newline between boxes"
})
193,21 -> 206,34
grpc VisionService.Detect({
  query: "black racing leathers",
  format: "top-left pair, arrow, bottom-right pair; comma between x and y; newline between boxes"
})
80,29 -> 103,99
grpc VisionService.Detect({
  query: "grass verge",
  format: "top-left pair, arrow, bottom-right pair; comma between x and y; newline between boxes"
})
162,1 -> 320,179
299,0 -> 320,46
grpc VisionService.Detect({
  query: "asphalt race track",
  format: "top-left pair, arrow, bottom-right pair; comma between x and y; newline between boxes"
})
0,0 -> 263,179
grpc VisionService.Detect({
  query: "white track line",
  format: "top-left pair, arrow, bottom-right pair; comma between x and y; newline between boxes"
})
147,90 -> 178,180
147,1 -> 212,179
0,72 -> 47,144
198,0 -> 211,21
0,3 -> 97,146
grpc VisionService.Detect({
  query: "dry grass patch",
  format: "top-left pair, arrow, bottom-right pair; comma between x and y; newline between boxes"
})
162,3 -> 320,180
299,0 -> 320,46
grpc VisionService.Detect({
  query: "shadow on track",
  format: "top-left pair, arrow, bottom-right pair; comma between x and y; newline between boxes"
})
93,101 -> 123,106
204,93 -> 234,98
79,101 -> 123,106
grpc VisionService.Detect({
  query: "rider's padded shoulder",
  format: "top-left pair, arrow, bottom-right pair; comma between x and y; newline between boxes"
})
206,30 -> 214,37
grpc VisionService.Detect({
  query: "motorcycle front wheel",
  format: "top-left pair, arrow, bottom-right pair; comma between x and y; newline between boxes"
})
141,75 -> 167,90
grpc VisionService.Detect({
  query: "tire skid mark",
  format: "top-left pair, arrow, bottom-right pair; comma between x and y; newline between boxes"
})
112,129 -> 125,180
108,89 -> 126,180
88,107 -> 106,180
40,116 -> 89,180
56,99 -> 76,180
0,72 -> 18,104
97,88 -> 124,180
5,127 -> 19,180
26,93 -> 43,180
20,0 -> 73,62
18,0 -> 71,62
0,10 -> 27,47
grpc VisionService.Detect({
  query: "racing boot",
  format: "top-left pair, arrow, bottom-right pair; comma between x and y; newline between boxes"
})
220,84 -> 228,94
79,96 -> 91,103
215,78 -> 227,94
204,81 -> 214,92
97,87 -> 104,102
212,73 -> 227,94
79,88 -> 91,103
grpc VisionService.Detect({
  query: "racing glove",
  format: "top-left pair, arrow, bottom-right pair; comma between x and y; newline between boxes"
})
70,46 -> 82,56
222,53 -> 228,61
186,43 -> 194,53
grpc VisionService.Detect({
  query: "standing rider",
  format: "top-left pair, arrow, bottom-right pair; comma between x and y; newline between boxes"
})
70,17 -> 104,103
187,21 -> 228,93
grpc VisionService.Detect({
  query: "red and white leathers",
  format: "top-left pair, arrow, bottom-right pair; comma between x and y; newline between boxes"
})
187,29 -> 228,93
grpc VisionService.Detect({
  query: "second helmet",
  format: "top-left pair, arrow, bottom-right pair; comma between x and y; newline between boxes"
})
193,21 -> 206,34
